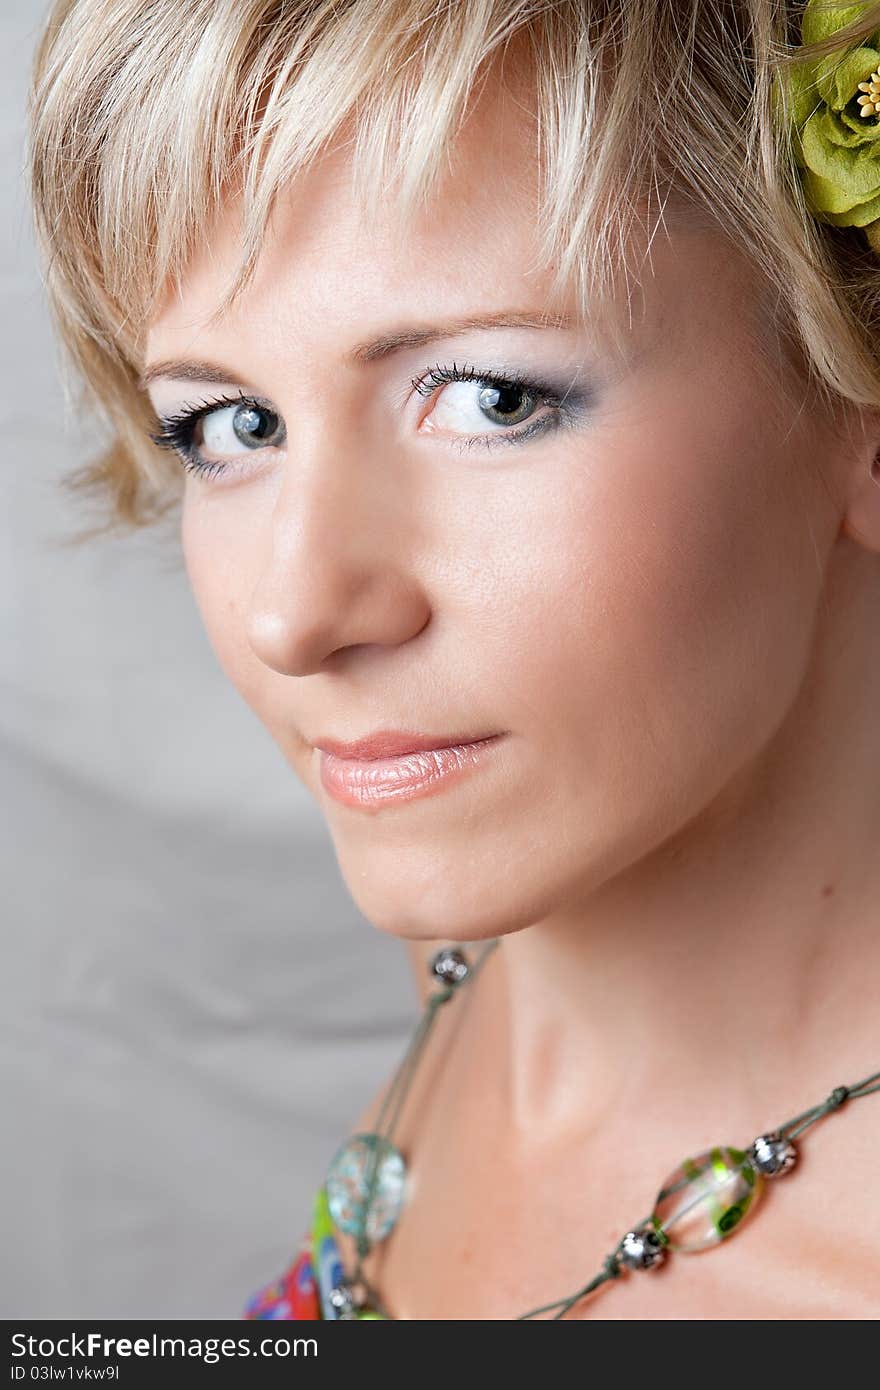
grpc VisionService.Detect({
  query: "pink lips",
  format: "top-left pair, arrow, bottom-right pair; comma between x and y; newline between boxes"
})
316,732 -> 505,809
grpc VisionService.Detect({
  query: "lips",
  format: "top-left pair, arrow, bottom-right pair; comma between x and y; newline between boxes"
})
314,730 -> 499,761
316,732 -> 506,809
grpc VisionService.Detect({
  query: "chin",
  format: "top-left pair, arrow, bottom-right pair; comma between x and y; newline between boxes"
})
337,855 -> 565,945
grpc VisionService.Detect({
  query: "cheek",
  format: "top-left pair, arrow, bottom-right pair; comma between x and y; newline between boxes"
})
180,492 -> 268,712
486,390 -> 824,844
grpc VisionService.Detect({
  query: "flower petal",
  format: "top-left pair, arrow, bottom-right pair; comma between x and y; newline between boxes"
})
817,179 -> 880,223
771,60 -> 823,160
814,45 -> 880,107
802,163 -> 880,214
801,108 -> 880,195
840,99 -> 880,133
813,103 -> 880,146
802,0 -> 880,47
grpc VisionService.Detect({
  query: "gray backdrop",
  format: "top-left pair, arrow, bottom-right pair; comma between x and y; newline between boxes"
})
2,2 -> 416,1319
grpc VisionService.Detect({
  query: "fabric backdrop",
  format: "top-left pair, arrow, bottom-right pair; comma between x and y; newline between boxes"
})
1,1 -> 417,1319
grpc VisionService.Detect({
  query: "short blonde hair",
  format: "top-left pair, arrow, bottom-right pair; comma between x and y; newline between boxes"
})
26,0 -> 880,539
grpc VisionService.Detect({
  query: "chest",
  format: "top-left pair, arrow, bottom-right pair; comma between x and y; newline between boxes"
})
343,1102 -> 880,1320
356,1184 -> 879,1320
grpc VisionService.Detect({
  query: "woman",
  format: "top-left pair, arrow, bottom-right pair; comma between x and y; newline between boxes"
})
26,0 -> 880,1318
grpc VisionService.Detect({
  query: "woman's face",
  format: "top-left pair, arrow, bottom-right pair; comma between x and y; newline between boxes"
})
143,77 -> 852,943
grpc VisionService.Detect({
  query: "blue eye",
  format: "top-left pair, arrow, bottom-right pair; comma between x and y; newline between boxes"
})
412,361 -> 584,451
210,402 -> 283,449
149,364 -> 588,479
150,393 -> 285,478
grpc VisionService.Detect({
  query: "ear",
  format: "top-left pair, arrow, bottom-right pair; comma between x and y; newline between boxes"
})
839,411 -> 880,554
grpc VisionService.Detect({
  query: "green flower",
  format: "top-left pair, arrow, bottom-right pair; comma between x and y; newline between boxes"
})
773,1 -> 880,247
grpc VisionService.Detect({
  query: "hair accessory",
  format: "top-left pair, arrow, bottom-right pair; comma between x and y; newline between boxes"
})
773,0 -> 880,252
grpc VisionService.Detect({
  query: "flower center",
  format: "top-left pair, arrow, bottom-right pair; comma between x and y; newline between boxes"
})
856,70 -> 880,118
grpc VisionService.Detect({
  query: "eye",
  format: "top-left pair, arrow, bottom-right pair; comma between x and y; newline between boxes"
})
149,393 -> 285,478
411,362 -> 573,449
202,402 -> 283,454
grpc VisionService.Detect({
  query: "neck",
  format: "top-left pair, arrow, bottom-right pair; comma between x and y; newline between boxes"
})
474,542 -> 880,1149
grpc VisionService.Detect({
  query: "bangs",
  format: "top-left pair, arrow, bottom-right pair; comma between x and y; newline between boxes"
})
30,0 -> 699,367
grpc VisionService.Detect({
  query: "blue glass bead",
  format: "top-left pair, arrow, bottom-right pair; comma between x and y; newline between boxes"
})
325,1132 -> 407,1243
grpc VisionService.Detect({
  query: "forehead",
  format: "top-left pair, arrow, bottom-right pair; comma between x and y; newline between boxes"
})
147,68 -> 554,351
143,61 -> 768,392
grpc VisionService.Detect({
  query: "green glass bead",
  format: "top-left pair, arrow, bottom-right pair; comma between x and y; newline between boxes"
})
651,1145 -> 763,1252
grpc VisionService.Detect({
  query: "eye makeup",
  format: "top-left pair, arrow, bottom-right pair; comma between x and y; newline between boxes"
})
149,389 -> 282,480
148,360 -> 593,479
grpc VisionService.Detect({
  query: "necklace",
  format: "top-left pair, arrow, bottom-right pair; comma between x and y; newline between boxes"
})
321,939 -> 880,1320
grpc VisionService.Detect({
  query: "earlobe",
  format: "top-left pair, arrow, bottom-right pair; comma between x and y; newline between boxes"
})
840,453 -> 880,554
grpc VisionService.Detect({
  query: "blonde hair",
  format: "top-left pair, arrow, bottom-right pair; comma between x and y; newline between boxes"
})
26,0 -> 880,540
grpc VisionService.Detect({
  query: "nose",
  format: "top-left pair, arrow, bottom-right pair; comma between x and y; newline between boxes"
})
244,428 -> 431,675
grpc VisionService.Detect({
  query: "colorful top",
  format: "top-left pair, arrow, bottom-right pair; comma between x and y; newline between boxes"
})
243,1184 -> 385,1320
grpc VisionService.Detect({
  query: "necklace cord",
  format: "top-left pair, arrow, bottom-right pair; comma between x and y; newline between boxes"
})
350,941 -> 500,1288
335,940 -> 878,1321
782,1072 -> 880,1141
519,1067 -> 880,1320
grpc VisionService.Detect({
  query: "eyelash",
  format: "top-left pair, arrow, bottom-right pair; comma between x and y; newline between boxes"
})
149,364 -> 575,480
149,388 -> 267,480
412,361 -> 572,448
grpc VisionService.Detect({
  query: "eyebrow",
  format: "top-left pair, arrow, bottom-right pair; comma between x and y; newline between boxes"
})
138,309 -> 574,388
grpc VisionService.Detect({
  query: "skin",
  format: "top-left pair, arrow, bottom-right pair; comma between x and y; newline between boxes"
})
143,68 -> 880,1318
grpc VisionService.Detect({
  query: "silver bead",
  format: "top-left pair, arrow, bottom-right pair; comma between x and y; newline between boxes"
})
430,947 -> 470,985
619,1226 -> 667,1271
749,1132 -> 797,1178
328,1277 -> 366,1319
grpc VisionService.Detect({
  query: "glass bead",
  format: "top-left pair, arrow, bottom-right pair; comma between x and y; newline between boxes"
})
651,1145 -> 763,1252
325,1133 -> 407,1243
